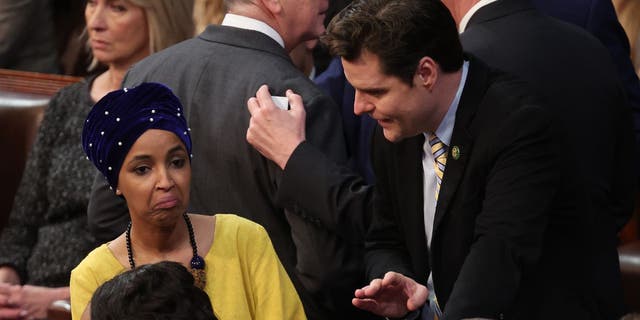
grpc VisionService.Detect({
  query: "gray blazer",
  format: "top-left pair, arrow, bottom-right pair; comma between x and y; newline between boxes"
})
87,25 -> 369,319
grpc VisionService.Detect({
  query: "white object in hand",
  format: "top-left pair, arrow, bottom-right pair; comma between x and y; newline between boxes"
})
271,96 -> 289,110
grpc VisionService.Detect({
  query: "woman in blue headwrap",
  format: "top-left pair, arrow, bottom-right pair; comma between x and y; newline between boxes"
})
0,2 -> 195,319
70,83 -> 305,320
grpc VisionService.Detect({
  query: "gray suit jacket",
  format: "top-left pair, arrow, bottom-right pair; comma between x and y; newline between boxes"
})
87,25 -> 368,319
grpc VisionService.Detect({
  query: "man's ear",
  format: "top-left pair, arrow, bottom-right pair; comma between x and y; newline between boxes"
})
260,0 -> 283,14
416,56 -> 438,90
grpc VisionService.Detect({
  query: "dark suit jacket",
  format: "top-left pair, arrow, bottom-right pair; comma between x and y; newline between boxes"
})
366,57 -> 562,320
532,0 -> 640,180
87,25 -> 369,319
461,2 -> 634,317
314,57 -> 376,184
357,1 -> 634,318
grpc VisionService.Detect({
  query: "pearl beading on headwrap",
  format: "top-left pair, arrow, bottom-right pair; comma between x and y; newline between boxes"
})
81,82 -> 193,191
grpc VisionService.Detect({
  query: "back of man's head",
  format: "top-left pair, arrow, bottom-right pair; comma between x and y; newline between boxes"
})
90,261 -> 216,320
223,0 -> 328,52
324,0 -> 463,85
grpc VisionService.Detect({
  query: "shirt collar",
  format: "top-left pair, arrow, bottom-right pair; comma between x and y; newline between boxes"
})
430,60 -> 469,146
221,13 -> 285,48
458,0 -> 498,33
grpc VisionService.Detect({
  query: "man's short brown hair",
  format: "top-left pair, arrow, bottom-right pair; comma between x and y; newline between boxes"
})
323,0 -> 463,85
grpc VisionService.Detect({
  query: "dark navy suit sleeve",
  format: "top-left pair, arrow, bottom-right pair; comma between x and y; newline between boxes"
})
315,57 -> 377,184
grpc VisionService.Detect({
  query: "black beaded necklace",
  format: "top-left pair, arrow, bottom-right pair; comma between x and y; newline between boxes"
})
125,212 -> 206,289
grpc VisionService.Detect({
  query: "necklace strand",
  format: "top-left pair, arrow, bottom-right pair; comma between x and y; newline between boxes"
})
125,213 -> 206,288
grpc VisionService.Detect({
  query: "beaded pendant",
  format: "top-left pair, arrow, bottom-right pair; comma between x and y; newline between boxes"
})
191,255 -> 207,289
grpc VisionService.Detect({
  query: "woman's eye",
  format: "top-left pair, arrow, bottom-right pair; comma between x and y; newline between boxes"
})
134,166 -> 150,175
109,3 -> 127,12
171,158 -> 186,168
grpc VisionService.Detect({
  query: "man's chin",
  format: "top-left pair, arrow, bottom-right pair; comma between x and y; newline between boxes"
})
383,128 -> 421,143
382,129 -> 403,143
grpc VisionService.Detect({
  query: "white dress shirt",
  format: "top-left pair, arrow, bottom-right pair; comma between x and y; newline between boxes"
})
221,13 -> 285,48
422,60 -> 469,248
420,61 -> 469,318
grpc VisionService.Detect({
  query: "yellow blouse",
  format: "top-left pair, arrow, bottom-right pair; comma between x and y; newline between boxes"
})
70,214 -> 306,319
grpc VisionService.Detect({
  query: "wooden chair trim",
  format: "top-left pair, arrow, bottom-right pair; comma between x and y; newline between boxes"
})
0,68 -> 82,96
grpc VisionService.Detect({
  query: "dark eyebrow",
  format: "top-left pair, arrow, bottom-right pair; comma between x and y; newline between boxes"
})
167,145 -> 187,156
126,144 -> 186,165
124,154 -> 150,170
359,87 -> 389,95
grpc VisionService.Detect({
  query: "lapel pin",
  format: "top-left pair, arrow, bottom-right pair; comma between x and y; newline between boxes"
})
451,146 -> 461,160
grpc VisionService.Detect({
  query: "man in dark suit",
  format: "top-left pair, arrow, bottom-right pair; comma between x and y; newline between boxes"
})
85,0 -> 372,318
248,0 -> 633,318
250,0 -> 553,318
452,0 -> 635,317
332,0 -> 559,318
314,0 -> 640,194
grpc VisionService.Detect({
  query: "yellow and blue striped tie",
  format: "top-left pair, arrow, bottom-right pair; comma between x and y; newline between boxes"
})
428,133 -> 447,200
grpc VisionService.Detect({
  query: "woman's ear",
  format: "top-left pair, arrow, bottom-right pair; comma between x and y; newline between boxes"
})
116,188 -> 122,196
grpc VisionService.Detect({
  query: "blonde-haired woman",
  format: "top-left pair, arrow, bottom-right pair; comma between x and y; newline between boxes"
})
0,1 -> 194,319
193,0 -> 226,34
88,0 -> 194,100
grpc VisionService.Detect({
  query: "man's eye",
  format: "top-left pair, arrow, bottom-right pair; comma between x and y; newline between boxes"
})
369,90 -> 386,98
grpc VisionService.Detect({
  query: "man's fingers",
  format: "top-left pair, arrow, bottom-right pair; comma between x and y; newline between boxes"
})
407,291 -> 428,311
0,307 -> 23,318
354,287 -> 372,299
256,84 -> 274,106
286,89 -> 305,113
354,277 -> 383,299
247,97 -> 260,115
248,84 -> 277,113
362,278 -> 383,297
352,298 -> 379,313
382,271 -> 405,287
251,86 -> 304,115
382,272 -> 428,311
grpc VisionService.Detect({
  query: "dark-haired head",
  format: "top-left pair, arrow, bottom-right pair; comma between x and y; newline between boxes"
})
90,261 -> 216,320
323,0 -> 463,86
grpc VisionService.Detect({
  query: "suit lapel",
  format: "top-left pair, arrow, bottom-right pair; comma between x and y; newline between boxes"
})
433,58 -> 489,234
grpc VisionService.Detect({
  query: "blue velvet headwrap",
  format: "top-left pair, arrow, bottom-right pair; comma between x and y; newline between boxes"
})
82,82 -> 192,190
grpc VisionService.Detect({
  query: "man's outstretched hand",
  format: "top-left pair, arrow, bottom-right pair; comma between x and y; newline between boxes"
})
353,271 -> 428,318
